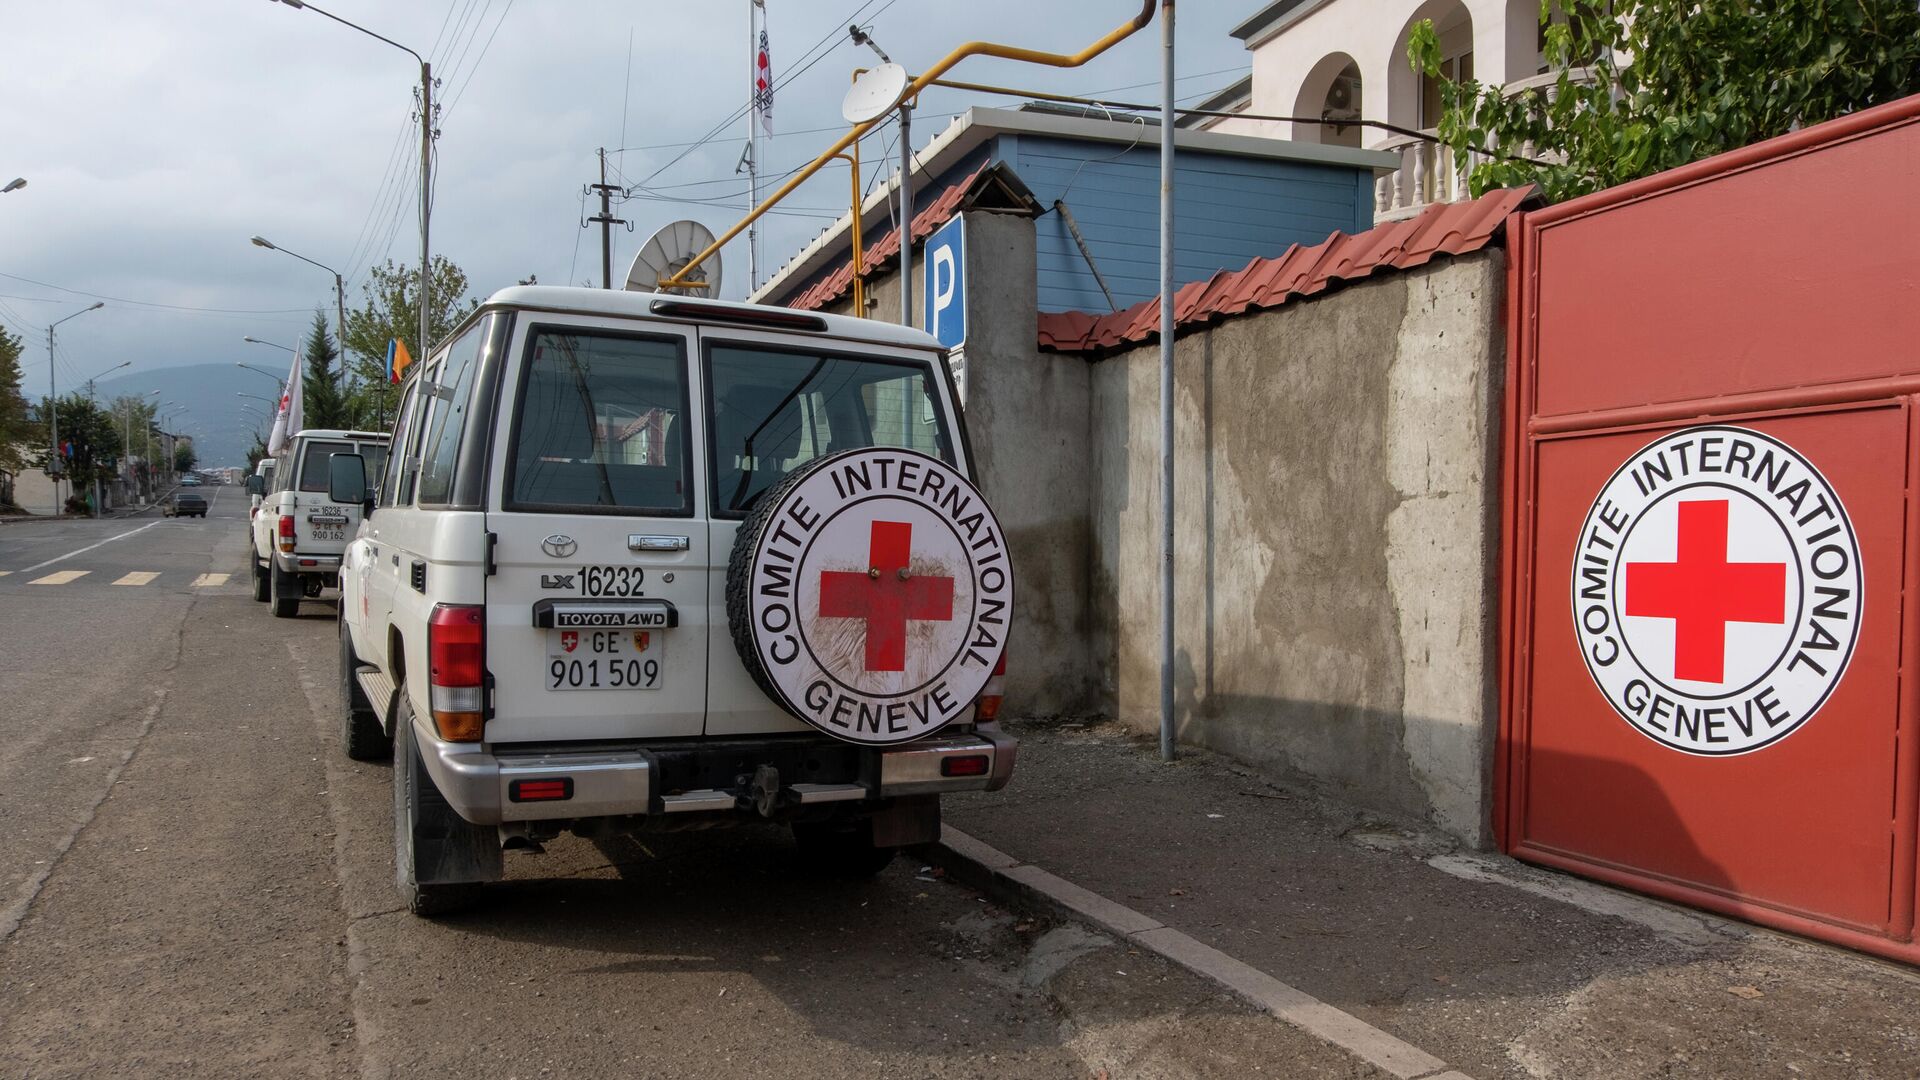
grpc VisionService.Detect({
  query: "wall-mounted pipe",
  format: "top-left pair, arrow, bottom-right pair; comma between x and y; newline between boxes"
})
661,0 -> 1158,291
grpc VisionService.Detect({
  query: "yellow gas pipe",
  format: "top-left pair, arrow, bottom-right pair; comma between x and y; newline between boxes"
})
660,0 -> 1158,292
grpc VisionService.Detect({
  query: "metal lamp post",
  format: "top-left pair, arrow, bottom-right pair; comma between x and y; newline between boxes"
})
44,301 -> 104,513
3,178 -> 25,194
81,360 -> 132,516
124,389 -> 159,502
250,235 -> 346,384
269,0 -> 434,360
849,26 -> 914,327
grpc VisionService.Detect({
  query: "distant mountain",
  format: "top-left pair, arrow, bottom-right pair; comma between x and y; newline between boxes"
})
93,363 -> 287,470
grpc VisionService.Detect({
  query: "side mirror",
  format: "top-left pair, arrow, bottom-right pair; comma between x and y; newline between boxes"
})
246,475 -> 266,497
327,452 -> 368,509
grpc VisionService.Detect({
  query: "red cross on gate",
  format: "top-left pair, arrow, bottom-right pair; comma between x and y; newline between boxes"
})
819,520 -> 956,672
1624,499 -> 1787,683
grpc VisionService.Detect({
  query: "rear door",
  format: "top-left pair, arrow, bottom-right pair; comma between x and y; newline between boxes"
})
698,328 -> 964,736
290,438 -> 359,556
484,315 -> 711,743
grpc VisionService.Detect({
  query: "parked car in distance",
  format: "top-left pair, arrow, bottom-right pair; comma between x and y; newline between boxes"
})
179,474 -> 203,486
334,286 -> 1016,916
164,491 -> 207,518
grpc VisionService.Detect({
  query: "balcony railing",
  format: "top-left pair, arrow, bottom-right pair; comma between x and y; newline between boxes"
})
1372,67 -> 1596,222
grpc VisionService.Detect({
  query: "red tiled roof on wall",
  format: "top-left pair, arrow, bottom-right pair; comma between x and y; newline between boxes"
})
785,167 -> 985,313
1037,187 -> 1533,356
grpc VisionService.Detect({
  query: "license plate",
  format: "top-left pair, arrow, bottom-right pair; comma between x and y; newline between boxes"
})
312,528 -> 346,542
547,629 -> 664,691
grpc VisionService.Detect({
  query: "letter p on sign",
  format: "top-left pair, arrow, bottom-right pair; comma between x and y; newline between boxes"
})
924,215 -> 965,349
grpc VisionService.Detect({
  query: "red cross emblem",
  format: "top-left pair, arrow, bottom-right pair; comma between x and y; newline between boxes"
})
1625,499 -> 1787,683
560,630 -> 579,653
819,520 -> 956,672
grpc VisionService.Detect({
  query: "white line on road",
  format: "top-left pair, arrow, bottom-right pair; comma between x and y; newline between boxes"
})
190,573 -> 230,588
17,521 -> 161,574
114,572 -> 161,586
29,570 -> 90,586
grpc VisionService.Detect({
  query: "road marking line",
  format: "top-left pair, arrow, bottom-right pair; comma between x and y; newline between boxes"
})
29,570 -> 90,585
191,573 -> 230,587
114,572 -> 161,586
18,521 -> 161,574
0,570 -> 11,577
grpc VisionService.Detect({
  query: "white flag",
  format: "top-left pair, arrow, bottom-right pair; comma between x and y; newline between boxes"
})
266,348 -> 305,456
753,4 -> 773,138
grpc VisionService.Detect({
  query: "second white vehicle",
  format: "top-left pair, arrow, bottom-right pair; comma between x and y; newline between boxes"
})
249,428 -> 390,618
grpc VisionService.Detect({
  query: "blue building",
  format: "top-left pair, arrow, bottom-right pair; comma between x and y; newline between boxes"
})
754,104 -> 1392,316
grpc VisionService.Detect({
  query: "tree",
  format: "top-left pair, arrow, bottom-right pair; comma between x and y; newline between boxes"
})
301,309 -> 352,429
1411,0 -> 1920,202
173,438 -> 197,473
343,256 -> 480,430
50,395 -> 121,512
246,429 -> 268,471
107,394 -> 161,499
0,327 -> 32,506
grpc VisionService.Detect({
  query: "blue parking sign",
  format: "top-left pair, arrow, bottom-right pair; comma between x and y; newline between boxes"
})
924,215 -> 965,349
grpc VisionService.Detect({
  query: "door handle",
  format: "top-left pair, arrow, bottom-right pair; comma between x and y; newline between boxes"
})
628,534 -> 690,552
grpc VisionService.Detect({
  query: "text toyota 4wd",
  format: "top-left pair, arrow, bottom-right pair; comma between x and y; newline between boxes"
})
331,287 -> 1015,915
249,428 -> 391,618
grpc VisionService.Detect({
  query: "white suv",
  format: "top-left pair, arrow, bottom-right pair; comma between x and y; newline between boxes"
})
249,428 -> 391,617
332,287 -> 1016,915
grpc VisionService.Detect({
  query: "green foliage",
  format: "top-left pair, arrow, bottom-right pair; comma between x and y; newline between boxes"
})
302,309 -> 352,429
50,394 -> 122,498
246,430 -> 268,471
173,438 -> 197,472
343,256 -> 479,430
1410,0 -> 1920,201
107,394 -> 163,497
0,326 -> 32,486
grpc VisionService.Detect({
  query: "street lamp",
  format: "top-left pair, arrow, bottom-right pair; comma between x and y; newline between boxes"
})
3,178 -> 25,194
236,361 -> 288,394
250,235 -> 346,380
269,0 -> 435,360
242,336 -> 293,353
44,301 -> 104,513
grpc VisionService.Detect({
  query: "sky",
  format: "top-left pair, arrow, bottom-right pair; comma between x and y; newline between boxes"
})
2,0 -> 1254,449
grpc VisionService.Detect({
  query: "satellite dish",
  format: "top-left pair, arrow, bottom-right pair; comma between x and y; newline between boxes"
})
842,62 -> 909,125
625,219 -> 722,295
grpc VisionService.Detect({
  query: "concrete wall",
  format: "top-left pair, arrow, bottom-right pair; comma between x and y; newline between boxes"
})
1088,251 -> 1506,842
821,211 -> 1097,716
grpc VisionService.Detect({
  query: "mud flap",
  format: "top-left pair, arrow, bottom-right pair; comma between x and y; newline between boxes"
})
398,712 -> 503,886
871,794 -> 941,848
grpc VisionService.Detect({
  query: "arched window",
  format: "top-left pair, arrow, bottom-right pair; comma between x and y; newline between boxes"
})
1290,53 -> 1364,148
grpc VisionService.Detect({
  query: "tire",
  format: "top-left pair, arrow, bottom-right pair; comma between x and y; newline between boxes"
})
793,817 -> 897,879
392,691 -> 492,917
339,614 -> 390,762
251,555 -> 271,603
270,562 -> 300,618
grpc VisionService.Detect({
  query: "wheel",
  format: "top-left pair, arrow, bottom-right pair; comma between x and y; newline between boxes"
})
270,563 -> 300,618
251,555 -> 271,603
793,817 -> 897,878
392,692 -> 491,917
339,614 -> 391,762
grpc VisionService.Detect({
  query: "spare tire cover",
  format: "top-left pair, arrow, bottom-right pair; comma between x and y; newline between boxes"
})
726,447 -> 1013,746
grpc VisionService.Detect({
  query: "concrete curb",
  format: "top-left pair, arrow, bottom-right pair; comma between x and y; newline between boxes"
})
927,825 -> 1474,1080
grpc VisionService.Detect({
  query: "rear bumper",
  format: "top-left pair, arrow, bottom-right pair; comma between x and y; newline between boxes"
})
415,720 -> 1018,827
273,552 -> 342,574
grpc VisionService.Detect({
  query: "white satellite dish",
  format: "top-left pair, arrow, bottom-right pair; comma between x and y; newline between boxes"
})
842,62 -> 909,125
625,219 -> 722,295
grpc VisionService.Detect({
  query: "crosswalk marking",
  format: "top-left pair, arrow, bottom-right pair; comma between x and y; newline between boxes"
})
0,570 -> 11,577
190,573 -> 230,588
113,572 -> 161,586
29,570 -> 90,586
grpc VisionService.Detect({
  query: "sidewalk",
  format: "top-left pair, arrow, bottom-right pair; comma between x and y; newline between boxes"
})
936,720 -> 1920,1080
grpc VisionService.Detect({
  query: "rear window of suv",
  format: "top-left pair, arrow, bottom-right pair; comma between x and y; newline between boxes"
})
296,441 -> 354,492
506,328 -> 692,515
707,344 -> 954,516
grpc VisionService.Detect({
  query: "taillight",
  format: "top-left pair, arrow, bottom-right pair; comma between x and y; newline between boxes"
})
973,654 -> 1007,722
427,604 -> 485,742
276,514 -> 295,553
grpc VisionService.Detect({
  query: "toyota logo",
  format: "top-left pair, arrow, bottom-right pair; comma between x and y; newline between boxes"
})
541,534 -> 578,559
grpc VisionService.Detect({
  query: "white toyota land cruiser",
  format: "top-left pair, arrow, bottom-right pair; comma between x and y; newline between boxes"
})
331,287 -> 1016,915
249,428 -> 391,618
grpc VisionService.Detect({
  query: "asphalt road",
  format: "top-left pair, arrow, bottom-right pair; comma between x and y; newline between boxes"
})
0,493 -> 1373,1079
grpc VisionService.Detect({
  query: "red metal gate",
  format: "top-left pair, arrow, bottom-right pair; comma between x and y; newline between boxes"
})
1499,95 -> 1920,961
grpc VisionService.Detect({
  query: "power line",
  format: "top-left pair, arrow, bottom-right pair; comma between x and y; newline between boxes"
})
0,272 -> 314,315
441,0 -> 515,120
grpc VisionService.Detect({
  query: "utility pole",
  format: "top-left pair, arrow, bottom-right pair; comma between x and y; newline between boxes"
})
417,59 -> 435,360
587,148 -> 626,289
46,325 -> 57,512
899,101 -> 913,328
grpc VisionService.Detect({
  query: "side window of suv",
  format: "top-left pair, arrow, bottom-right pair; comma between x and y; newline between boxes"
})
397,362 -> 438,506
380,381 -> 420,509
416,319 -> 487,505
